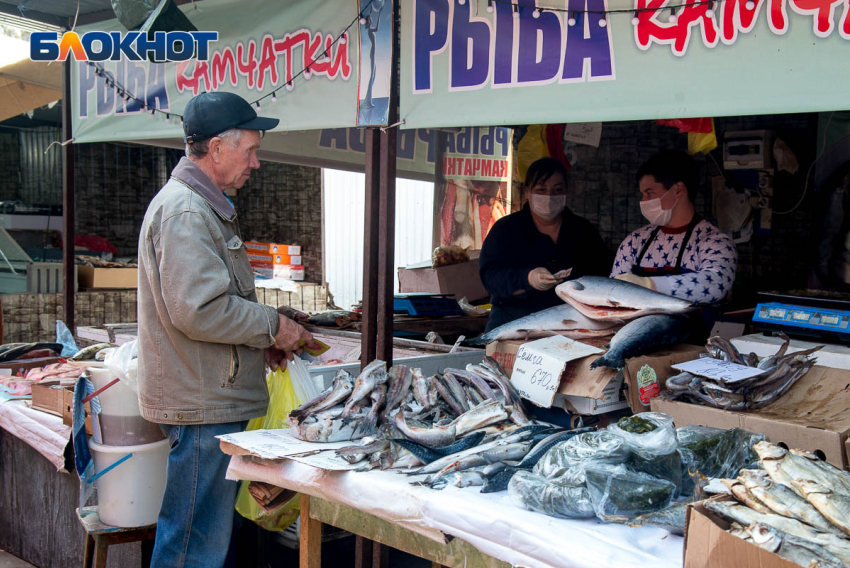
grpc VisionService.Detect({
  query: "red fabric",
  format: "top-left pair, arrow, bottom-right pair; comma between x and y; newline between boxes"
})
656,117 -> 713,134
440,182 -> 457,246
478,201 -> 491,243
544,124 -> 572,171
74,234 -> 118,254
661,224 -> 692,234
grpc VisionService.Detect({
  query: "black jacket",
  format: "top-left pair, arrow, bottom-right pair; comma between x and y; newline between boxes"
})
479,204 -> 612,328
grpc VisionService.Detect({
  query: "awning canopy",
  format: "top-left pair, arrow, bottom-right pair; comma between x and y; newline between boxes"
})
0,35 -> 61,122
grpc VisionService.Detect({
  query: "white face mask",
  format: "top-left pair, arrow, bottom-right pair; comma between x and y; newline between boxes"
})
639,187 -> 680,226
530,194 -> 566,220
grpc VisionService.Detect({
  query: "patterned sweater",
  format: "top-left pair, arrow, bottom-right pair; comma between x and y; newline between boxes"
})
610,219 -> 737,304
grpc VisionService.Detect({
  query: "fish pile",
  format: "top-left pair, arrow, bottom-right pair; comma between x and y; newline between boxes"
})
507,414 -> 764,534
470,277 -> 696,370
288,356 -> 531,445
707,440 -> 850,567
663,334 -> 822,411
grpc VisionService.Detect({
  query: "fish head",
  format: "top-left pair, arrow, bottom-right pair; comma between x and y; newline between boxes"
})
748,523 -> 781,552
737,470 -> 770,488
753,441 -> 787,461
794,479 -> 830,497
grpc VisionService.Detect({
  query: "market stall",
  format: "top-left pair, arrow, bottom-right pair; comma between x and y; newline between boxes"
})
2,0 -> 848,566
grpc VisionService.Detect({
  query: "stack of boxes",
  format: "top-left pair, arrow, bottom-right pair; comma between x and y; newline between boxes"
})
245,241 -> 305,281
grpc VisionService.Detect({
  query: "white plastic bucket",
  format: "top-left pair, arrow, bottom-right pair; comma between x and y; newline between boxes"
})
89,438 -> 169,527
89,367 -> 164,446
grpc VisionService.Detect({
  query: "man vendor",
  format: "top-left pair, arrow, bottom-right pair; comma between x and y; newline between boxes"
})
137,92 -> 316,568
612,150 -> 738,312
480,157 -> 611,331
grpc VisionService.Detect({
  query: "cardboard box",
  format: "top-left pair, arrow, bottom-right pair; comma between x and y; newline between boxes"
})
77,266 -> 138,289
622,345 -> 706,413
32,384 -> 93,434
270,244 -> 301,255
486,339 -> 626,415
244,241 -> 271,253
271,254 -> 302,265
684,496 -> 798,568
273,265 -> 305,281
247,252 -> 274,264
652,365 -> 850,470
0,356 -> 62,375
398,258 -> 489,302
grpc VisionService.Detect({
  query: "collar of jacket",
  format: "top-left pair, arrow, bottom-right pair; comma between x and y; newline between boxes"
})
170,157 -> 236,222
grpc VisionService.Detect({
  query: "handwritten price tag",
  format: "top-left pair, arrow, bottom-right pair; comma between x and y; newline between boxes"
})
511,336 -> 603,408
672,358 -> 764,384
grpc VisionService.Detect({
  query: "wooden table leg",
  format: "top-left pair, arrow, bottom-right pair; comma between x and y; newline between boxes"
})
372,542 -> 390,568
355,536 -> 373,568
93,537 -> 109,568
299,495 -> 322,568
83,535 -> 95,568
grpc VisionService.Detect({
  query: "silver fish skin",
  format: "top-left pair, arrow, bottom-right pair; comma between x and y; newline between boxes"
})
358,384 -> 386,436
722,479 -> 773,514
446,368 -> 498,402
432,376 -> 466,416
409,430 -> 534,475
478,358 -> 531,424
393,412 -> 457,448
556,276 -> 696,322
795,480 -> 850,537
705,501 -> 850,564
749,523 -> 846,568
382,365 -> 413,420
757,442 -> 850,498
590,315 -> 690,370
341,360 -> 388,418
71,343 -> 112,361
741,477 -> 839,534
412,370 -> 432,410
451,400 -> 509,436
291,370 -> 355,420
467,304 -> 617,345
442,372 -> 470,412
790,449 -> 850,496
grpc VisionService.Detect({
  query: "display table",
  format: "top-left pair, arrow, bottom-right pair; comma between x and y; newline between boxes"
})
224,453 -> 684,568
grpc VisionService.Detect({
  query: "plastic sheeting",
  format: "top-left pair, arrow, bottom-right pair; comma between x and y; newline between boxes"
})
0,400 -> 71,470
226,455 -> 684,568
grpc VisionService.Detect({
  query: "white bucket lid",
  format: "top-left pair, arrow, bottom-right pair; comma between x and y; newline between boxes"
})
89,438 -> 169,454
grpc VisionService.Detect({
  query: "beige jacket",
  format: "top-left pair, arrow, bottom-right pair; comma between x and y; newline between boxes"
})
137,157 -> 279,424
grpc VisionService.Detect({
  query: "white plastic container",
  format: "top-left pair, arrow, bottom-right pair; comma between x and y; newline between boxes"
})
89,367 -> 164,446
89,438 -> 169,527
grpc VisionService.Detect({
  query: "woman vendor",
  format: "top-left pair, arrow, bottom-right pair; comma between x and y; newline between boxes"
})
479,157 -> 612,332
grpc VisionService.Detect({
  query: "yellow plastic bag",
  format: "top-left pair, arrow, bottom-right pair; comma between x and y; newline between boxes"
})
688,119 -> 718,155
516,125 -> 550,182
234,366 -> 303,531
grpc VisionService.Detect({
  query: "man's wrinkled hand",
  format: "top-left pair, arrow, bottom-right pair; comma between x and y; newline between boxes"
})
265,347 -> 287,371
614,273 -> 656,290
274,315 -> 314,352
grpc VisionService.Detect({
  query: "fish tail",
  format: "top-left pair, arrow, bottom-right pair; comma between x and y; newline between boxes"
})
360,414 -> 378,436
589,354 -> 622,370
465,335 -> 490,346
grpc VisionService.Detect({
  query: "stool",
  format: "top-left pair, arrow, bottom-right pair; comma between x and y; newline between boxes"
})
76,506 -> 156,568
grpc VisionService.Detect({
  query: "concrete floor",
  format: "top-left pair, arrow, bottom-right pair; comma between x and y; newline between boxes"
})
0,551 -> 35,568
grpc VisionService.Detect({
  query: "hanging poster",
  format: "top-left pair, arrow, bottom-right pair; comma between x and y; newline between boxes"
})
439,127 -> 512,249
71,0 -> 364,144
357,0 -> 394,126
400,0 -> 850,129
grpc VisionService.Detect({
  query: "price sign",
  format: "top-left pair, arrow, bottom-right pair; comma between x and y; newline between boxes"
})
672,358 -> 765,384
511,336 -> 603,408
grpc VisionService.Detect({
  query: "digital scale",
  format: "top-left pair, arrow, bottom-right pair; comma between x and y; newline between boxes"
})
753,290 -> 850,342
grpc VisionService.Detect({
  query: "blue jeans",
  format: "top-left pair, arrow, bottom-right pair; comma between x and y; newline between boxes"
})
151,421 -> 248,568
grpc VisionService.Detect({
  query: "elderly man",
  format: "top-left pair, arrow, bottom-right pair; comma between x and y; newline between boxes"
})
138,92 -> 312,568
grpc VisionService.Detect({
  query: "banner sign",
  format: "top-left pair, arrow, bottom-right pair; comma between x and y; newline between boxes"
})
72,0 -> 363,144
357,0 -> 394,126
400,0 -> 850,128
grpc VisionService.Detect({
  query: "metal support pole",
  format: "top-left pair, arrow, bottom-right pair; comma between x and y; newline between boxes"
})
361,129 -> 381,368
431,131 -> 447,250
62,60 -> 75,333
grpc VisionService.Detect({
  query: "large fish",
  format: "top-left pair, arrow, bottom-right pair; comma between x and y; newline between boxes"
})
590,315 -> 691,370
747,523 -> 846,568
467,304 -> 618,345
738,473 -> 838,534
556,276 -> 697,322
795,480 -> 850,537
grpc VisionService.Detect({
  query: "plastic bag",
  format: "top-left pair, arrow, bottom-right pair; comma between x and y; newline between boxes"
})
607,412 -> 678,458
677,425 -> 765,480
55,320 -> 79,357
235,366 -> 304,530
508,470 -> 595,519
534,431 -> 629,485
517,125 -> 549,182
585,464 -> 676,520
104,340 -> 139,393
286,355 -> 320,405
